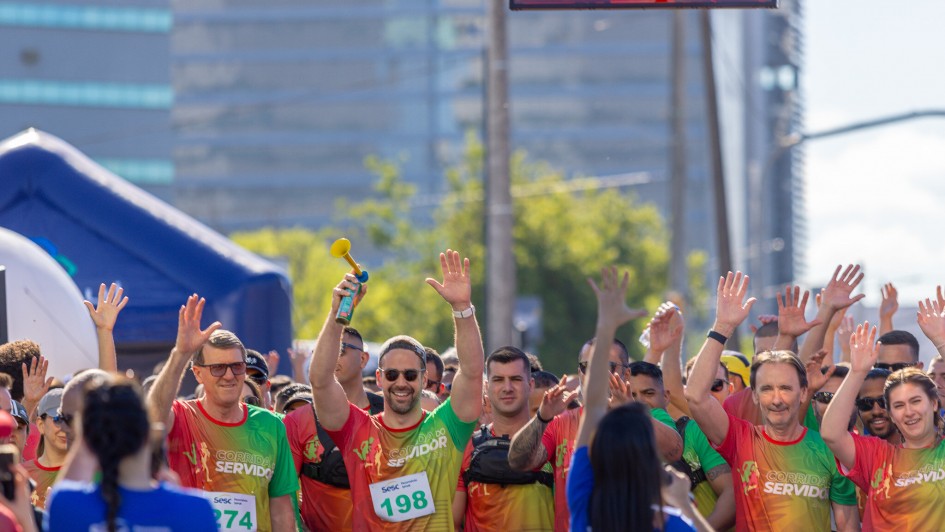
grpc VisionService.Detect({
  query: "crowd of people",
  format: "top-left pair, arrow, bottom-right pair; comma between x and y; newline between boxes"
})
0,250 -> 944,531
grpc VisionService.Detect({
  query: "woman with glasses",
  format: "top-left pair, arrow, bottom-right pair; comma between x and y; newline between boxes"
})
23,389 -> 69,510
823,322 -> 945,529
241,379 -> 263,408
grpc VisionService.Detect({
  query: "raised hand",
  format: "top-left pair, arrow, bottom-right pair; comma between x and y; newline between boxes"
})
880,283 -> 899,321
537,377 -> 578,420
648,304 -> 684,355
264,350 -> 281,374
331,273 -> 367,312
587,267 -> 647,330
777,286 -> 822,338
175,294 -> 222,356
849,322 -> 879,373
837,314 -> 855,359
805,349 -> 835,393
608,373 -> 631,409
425,249 -> 472,311
818,264 -> 865,312
917,299 -> 945,346
749,314 -> 778,334
713,271 -> 757,334
22,355 -> 53,413
83,283 -> 129,331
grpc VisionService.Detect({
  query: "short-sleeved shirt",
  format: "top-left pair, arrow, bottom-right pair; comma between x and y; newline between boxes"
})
541,407 -> 582,532
842,433 -> 945,530
22,459 -> 60,509
567,446 -> 696,532
457,426 -> 554,531
167,400 -> 299,532
715,414 -> 856,531
325,397 -> 476,531
46,480 -> 217,531
681,420 -> 728,517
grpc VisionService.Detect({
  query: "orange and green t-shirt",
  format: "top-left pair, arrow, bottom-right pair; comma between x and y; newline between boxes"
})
23,459 -> 60,509
167,400 -> 299,532
843,433 -> 945,530
715,414 -> 856,531
457,427 -> 554,532
540,407 -> 581,532
325,397 -> 476,531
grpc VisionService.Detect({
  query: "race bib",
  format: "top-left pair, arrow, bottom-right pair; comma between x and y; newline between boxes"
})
205,491 -> 257,531
369,472 -> 436,522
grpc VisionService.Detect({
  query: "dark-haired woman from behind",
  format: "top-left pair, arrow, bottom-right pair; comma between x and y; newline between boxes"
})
44,375 -> 217,532
567,267 -> 710,532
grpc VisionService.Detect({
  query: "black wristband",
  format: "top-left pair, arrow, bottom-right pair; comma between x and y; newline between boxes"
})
707,329 -> 728,345
536,409 -> 553,424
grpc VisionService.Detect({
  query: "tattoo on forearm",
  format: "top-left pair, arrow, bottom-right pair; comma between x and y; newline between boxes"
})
508,417 -> 548,470
706,463 -> 731,482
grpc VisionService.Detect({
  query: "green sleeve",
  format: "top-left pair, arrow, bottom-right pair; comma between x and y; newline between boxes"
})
803,403 -> 820,432
436,397 -> 478,451
651,407 -> 675,428
268,415 -> 302,498
684,420 -> 727,474
829,469 -> 857,505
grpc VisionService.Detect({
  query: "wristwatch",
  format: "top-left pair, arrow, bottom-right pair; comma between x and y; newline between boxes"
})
452,305 -> 476,319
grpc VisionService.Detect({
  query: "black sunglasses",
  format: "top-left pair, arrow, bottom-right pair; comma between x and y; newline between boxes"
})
381,368 -> 423,382
425,379 -> 441,390
874,362 -> 916,373
856,396 -> 887,412
243,396 -> 260,406
194,362 -> 247,377
340,342 -> 365,355
577,361 -> 626,374
711,379 -> 730,393
41,413 -> 72,427
813,391 -> 835,405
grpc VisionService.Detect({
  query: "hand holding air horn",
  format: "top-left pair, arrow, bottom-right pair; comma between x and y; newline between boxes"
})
330,238 -> 369,324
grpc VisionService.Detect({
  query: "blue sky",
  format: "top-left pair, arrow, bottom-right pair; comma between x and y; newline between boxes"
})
802,0 -> 945,307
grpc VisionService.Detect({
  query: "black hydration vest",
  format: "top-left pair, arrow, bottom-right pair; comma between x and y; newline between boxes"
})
462,426 -> 554,489
300,392 -> 384,488
669,416 -> 707,489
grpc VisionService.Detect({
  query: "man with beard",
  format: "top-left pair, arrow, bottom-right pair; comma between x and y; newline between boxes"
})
311,249 -> 484,531
453,347 -> 553,531
856,368 -> 898,442
284,326 -> 384,531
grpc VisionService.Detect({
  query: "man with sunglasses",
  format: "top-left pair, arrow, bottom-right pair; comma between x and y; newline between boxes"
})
311,249 -> 484,531
284,325 -> 385,531
424,348 -> 446,396
855,368 -> 900,442
23,388 -> 68,509
874,330 -> 922,372
150,295 -> 299,532
810,365 -> 857,431
245,350 -> 273,411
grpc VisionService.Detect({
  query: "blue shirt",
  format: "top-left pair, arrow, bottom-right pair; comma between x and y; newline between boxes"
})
566,446 -> 695,532
46,480 -> 217,532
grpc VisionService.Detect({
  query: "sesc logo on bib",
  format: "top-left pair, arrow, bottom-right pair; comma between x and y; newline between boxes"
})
204,491 -> 257,530
369,472 -> 436,522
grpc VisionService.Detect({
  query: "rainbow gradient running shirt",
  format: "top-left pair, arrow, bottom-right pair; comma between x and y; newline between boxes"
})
167,400 -> 299,532
23,459 -> 59,509
715,414 -> 856,531
457,428 -> 554,531
843,433 -> 945,530
326,398 -> 476,531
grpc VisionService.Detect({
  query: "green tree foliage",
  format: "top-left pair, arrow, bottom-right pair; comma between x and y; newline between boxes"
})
233,135 -> 706,374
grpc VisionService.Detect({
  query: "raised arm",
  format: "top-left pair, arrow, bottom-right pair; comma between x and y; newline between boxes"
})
799,265 -> 864,364
425,250 -> 483,423
879,283 -> 899,335
917,298 -> 945,358
147,295 -> 221,430
822,323 -> 877,470
310,274 -> 363,431
508,378 -> 576,471
773,285 -> 822,353
576,267 -> 647,448
836,315 -> 855,364
685,272 -> 756,446
83,283 -> 129,373
651,304 -> 689,417
21,355 -> 52,419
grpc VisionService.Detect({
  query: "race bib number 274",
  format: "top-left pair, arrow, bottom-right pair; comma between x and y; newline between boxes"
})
205,491 -> 257,531
369,472 -> 436,523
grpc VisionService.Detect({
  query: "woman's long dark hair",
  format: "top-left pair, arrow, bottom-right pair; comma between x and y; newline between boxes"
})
589,402 -> 663,531
82,375 -> 150,532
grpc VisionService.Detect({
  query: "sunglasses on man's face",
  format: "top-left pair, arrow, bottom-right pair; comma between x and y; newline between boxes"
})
856,396 -> 887,412
874,362 -> 916,373
813,391 -> 835,405
711,379 -> 730,393
577,361 -> 625,374
242,396 -> 260,407
195,362 -> 247,377
340,342 -> 365,356
380,368 -> 423,382
425,379 -> 442,391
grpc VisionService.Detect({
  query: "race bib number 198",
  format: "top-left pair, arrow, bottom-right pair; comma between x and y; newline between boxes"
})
205,491 -> 257,531
369,472 -> 436,522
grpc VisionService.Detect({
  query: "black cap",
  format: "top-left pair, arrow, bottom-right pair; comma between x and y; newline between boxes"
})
245,349 -> 269,381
